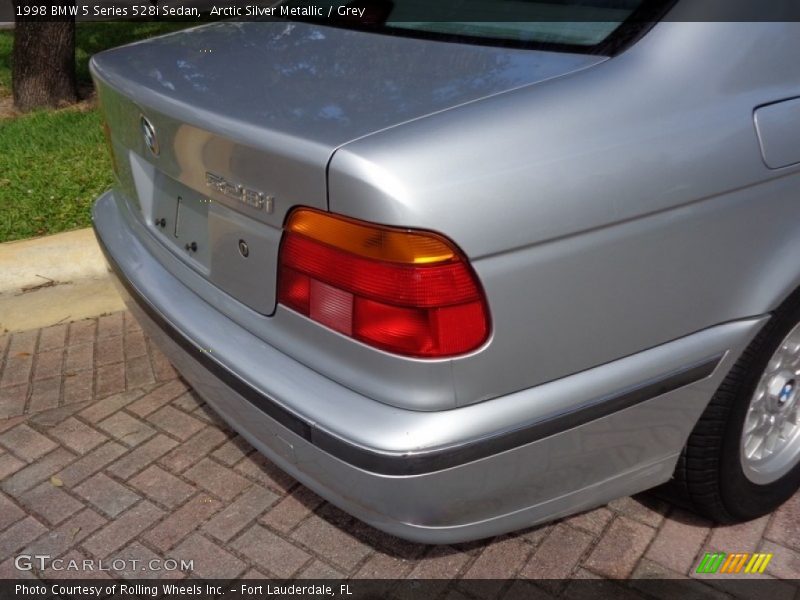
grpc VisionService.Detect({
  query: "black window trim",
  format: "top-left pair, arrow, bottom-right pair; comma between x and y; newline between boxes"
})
278,0 -> 679,57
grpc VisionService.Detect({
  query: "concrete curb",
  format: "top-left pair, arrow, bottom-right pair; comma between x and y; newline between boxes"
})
0,228 -> 109,294
0,228 -> 125,332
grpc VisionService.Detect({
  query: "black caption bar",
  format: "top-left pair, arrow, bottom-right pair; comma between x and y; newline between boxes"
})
1,578 -> 799,600
4,0 -> 800,23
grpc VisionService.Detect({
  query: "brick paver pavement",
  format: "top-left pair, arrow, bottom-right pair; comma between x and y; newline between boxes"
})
1,312 -> 799,595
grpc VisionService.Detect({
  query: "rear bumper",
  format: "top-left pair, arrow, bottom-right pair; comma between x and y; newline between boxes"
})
93,190 -> 766,543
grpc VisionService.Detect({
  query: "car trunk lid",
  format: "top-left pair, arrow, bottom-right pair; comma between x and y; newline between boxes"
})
91,20 -> 604,315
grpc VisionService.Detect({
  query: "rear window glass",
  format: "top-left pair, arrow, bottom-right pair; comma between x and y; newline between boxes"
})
287,0 -> 667,51
391,21 -> 626,47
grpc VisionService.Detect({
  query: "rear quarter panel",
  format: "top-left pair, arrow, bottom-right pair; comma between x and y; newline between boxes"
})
327,22 -> 800,406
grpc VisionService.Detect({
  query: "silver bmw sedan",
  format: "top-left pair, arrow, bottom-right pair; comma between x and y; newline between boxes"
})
90,1 -> 800,542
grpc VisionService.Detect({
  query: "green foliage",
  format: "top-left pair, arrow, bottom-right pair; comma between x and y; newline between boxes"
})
0,109 -> 113,241
0,22 -> 197,242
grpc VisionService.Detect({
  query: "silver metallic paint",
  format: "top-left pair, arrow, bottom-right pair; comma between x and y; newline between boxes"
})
90,16 -> 800,540
95,189 -> 765,541
91,20 -> 601,227
90,22 -> 612,409
328,22 -> 800,406
97,187 -> 769,459
755,97 -> 800,169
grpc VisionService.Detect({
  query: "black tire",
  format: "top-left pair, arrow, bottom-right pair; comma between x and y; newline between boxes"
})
659,292 -> 800,522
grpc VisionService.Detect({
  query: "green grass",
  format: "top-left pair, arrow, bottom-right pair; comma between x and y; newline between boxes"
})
0,109 -> 113,241
0,22 -> 198,242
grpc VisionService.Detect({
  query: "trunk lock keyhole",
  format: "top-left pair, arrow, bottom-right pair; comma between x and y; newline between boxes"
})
238,239 -> 249,258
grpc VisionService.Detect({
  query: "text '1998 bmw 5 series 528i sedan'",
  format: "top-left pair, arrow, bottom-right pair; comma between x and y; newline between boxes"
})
90,1 -> 800,543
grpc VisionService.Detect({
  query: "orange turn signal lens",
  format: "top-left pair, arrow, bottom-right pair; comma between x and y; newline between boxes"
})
286,208 -> 456,265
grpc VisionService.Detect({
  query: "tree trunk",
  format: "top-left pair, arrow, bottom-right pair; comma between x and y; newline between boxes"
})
12,20 -> 77,112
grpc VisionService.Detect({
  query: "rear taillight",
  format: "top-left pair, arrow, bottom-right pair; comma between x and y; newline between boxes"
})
277,208 -> 490,358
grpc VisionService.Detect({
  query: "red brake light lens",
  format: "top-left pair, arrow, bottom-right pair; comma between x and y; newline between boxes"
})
277,208 -> 490,358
